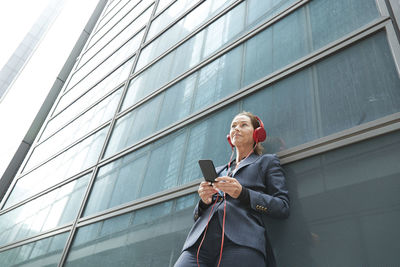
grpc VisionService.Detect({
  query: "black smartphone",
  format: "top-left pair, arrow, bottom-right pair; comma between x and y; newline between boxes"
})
198,160 -> 218,183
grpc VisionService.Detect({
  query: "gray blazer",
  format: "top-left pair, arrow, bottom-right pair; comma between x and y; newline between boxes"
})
181,153 -> 289,266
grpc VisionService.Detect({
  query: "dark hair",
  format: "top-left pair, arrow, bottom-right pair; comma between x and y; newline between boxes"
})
233,111 -> 264,155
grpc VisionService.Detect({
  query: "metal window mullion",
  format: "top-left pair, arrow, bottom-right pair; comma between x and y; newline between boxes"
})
94,0 -> 117,32
101,0 -> 123,20
76,179 -> 199,228
0,0 -> 109,211
0,168 -> 94,216
77,112 -> 400,228
94,0 -> 141,38
74,21 -> 145,80
0,77 -> 76,210
71,18 -> 143,79
77,2 -> 153,70
66,43 -> 137,95
56,2 -> 159,266
98,17 -> 390,168
51,72 -> 128,122
388,0 -> 400,31
143,0 -> 205,47
385,21 -> 400,75
36,84 -> 124,148
61,47 -> 136,99
75,0 -> 113,67
140,0 -> 244,75
119,0 -> 307,121
152,0 -> 177,19
88,0 -> 144,51
96,0 -> 128,36
0,225 -> 72,253
279,113 -> 400,164
19,120 -> 113,178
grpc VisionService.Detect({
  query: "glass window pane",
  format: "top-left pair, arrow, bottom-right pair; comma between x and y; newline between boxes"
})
147,0 -> 195,41
0,174 -> 90,247
26,88 -> 122,171
5,127 -> 108,209
130,0 -> 379,117
192,44 -> 243,111
98,0 -> 132,31
243,0 -> 379,86
243,30 -> 400,153
83,149 -> 148,216
112,30 -> 400,171
53,57 -> 133,119
309,0 -> 378,49
156,72 -> 197,130
65,195 -> 198,266
155,0 -> 174,15
180,105 -> 238,184
79,3 -> 152,69
138,130 -> 186,197
69,35 -> 137,90
97,106 -> 238,215
272,130 -> 400,266
0,232 -> 69,267
105,95 -> 162,157
90,0 -> 146,47
136,0 -> 235,71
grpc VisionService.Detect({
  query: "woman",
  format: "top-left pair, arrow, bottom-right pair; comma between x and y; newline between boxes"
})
175,111 -> 289,267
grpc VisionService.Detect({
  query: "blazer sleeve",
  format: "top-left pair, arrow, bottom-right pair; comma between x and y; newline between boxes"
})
193,199 -> 212,221
248,154 -> 290,219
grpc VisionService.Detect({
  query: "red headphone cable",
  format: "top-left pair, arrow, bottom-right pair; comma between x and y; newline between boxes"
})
196,194 -> 220,267
197,143 -> 257,267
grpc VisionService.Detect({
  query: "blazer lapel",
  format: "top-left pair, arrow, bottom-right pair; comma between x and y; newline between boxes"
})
232,153 -> 259,176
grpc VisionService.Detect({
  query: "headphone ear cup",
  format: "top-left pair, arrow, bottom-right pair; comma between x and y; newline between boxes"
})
253,127 -> 267,143
227,134 -> 234,147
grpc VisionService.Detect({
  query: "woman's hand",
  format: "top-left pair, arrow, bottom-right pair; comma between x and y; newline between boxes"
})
213,177 -> 242,198
198,181 -> 218,205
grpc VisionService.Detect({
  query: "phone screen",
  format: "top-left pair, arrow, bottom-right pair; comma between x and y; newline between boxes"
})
198,160 -> 218,183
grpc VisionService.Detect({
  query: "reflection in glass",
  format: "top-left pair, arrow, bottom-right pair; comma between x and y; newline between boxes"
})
243,30 -> 400,153
5,127 -> 108,209
83,148 -> 149,216
147,0 -> 194,41
89,0 -> 146,48
105,96 -> 162,157
79,2 -> 153,69
89,106 -> 237,215
136,0 -> 235,72
66,195 -> 198,266
25,89 -> 122,171
0,232 -> 69,267
53,57 -> 133,119
0,174 -> 90,247
268,130 -> 400,267
97,0 -> 131,31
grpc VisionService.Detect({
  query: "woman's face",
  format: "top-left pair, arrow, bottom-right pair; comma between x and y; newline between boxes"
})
230,115 -> 254,147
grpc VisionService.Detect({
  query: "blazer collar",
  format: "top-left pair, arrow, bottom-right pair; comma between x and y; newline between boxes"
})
234,153 -> 259,174
216,153 -> 260,176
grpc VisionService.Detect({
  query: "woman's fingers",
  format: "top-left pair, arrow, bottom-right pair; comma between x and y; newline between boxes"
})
213,176 -> 242,198
198,182 -> 218,204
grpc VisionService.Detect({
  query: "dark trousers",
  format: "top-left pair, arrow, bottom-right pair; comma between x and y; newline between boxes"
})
174,215 -> 265,267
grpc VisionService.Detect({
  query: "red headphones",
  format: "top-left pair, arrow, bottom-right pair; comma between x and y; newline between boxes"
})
227,115 -> 266,147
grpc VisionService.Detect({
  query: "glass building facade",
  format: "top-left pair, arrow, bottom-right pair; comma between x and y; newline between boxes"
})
0,0 -> 400,266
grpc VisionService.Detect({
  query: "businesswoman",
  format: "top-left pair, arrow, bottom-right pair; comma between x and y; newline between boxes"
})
174,111 -> 289,267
